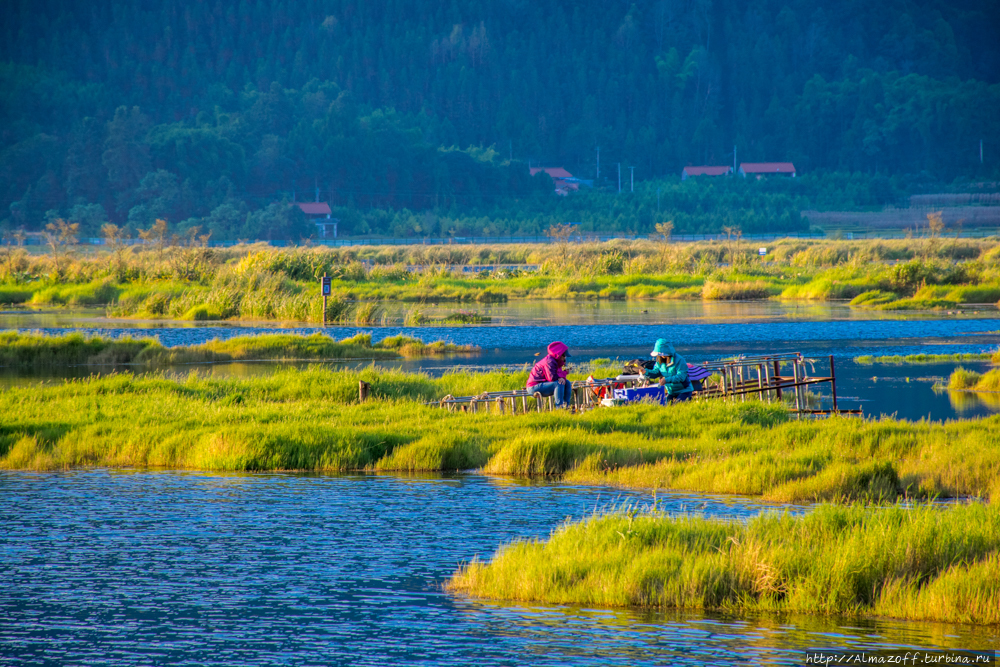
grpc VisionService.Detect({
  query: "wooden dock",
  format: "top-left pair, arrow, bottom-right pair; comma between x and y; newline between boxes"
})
431,352 -> 860,416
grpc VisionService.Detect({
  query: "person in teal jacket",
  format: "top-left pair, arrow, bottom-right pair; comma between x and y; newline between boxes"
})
643,339 -> 693,402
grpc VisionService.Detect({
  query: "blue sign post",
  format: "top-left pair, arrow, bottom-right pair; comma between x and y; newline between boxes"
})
321,273 -> 331,326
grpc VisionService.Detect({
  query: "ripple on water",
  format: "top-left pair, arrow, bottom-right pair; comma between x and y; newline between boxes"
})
1,471 -> 995,666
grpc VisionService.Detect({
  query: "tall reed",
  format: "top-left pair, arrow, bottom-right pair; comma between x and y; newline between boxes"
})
448,503 -> 1000,625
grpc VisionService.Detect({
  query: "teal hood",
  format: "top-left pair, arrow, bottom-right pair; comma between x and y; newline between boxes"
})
650,339 -> 676,357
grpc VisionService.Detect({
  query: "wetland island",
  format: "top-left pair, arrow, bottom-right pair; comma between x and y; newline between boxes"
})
3,0 -> 1000,663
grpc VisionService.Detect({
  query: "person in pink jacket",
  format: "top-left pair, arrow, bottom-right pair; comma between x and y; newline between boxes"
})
527,341 -> 571,408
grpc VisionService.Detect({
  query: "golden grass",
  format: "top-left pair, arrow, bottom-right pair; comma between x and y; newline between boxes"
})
447,502 -> 1000,625
2,369 -> 999,505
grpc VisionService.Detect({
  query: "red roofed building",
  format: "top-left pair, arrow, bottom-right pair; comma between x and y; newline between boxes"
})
681,166 -> 732,180
530,167 -> 579,196
530,167 -> 573,179
738,162 -> 796,178
294,202 -> 338,238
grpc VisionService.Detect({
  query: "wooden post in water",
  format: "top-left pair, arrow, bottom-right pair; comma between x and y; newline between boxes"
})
791,362 -> 802,412
773,360 -> 783,401
829,355 -> 838,412
798,357 -> 808,410
359,380 -> 370,402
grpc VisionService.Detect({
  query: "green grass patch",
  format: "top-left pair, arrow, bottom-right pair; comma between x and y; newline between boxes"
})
0,331 -> 476,368
29,279 -> 123,306
0,284 -> 35,304
2,369 -> 999,504
849,290 -> 899,307
946,367 -> 1000,393
701,280 -> 774,300
855,352 -> 995,365
447,503 -> 1000,625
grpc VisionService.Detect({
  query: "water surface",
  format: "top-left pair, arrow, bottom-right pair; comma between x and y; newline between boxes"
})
2,471 -> 995,666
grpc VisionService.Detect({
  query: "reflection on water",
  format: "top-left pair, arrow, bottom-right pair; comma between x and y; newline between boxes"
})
945,388 -> 1000,412
2,471 -> 995,666
457,602 -> 996,666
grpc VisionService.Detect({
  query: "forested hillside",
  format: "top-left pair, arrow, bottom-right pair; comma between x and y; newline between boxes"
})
2,0 -> 999,238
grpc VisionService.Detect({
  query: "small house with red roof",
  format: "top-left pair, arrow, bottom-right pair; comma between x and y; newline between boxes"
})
681,166 -> 732,180
295,202 -> 338,238
738,162 -> 796,178
530,167 -> 581,196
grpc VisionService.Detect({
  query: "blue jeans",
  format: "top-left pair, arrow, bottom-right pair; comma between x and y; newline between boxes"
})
530,381 -> 569,407
668,392 -> 692,404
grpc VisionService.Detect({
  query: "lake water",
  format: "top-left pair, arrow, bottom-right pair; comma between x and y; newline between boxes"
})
2,471 -> 996,666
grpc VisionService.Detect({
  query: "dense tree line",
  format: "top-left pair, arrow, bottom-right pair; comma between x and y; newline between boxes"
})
1,0 -> 999,238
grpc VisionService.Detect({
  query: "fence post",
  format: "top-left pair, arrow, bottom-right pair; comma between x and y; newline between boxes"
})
773,360 -> 783,401
829,355 -> 838,412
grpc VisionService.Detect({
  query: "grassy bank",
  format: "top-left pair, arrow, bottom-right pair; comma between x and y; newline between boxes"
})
0,332 -> 476,368
3,238 -> 1000,321
855,352 -> 998,365
447,503 -> 1000,625
2,367 -> 999,502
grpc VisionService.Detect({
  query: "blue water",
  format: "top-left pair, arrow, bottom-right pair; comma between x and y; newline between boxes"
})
2,471 -> 994,666
7,318 -> 999,351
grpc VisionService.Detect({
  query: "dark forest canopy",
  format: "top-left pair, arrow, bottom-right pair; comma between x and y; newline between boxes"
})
1,0 -> 999,238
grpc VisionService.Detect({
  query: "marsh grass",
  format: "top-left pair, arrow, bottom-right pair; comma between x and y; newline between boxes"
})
855,352 -> 995,365
701,280 -> 774,300
403,307 -> 425,326
447,503 -> 1000,625
440,310 -> 492,324
353,301 -> 383,325
0,331 -> 476,368
947,367 -> 1000,392
0,284 -> 38,304
5,239 -> 1000,321
849,290 -> 899,307
2,368 -> 999,504
29,279 -> 123,306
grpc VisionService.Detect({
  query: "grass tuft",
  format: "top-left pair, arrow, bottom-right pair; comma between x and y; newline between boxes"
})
855,352 -> 994,365
701,280 -> 772,300
447,503 -> 1000,625
947,367 -> 1000,393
